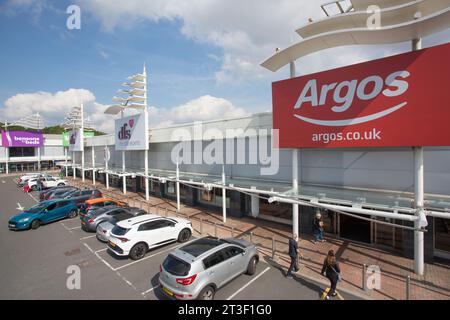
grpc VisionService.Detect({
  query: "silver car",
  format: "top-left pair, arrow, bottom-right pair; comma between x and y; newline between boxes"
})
159,236 -> 259,300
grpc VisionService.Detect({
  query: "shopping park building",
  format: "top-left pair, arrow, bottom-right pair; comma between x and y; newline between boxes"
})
2,0 -> 450,274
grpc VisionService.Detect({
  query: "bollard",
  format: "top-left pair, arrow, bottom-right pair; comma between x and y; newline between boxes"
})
165,207 -> 168,217
406,276 -> 411,300
200,218 -> 203,235
215,223 -> 218,237
272,237 -> 275,259
231,227 -> 235,238
363,264 -> 367,291
250,232 -> 253,243
147,203 -> 150,214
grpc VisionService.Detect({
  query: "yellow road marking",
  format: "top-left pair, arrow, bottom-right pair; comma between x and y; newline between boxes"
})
321,288 -> 345,300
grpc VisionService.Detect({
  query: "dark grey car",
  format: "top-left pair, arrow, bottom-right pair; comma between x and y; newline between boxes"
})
81,206 -> 147,232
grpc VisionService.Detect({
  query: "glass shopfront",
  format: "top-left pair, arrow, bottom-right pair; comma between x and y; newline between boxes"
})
198,188 -> 230,208
259,197 -> 292,221
166,181 -> 187,199
435,217 -> 450,256
9,147 -> 35,157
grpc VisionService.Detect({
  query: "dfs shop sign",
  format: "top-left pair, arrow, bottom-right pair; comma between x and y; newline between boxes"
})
68,129 -> 83,152
115,113 -> 149,151
272,42 -> 450,148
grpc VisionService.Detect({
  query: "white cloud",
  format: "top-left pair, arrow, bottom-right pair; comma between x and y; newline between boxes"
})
0,89 -> 247,133
148,95 -> 248,128
0,88 -> 114,133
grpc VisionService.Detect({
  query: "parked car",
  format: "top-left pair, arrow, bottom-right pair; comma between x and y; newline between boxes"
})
28,176 -> 67,191
159,236 -> 259,300
8,199 -> 79,230
39,186 -> 78,201
81,206 -> 146,233
51,188 -> 81,200
64,189 -> 103,208
17,173 -> 46,187
79,197 -> 128,217
96,208 -> 148,242
108,215 -> 193,260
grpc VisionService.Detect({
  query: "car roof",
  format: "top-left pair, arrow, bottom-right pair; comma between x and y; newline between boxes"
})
86,197 -> 113,204
40,198 -> 74,205
178,237 -> 227,258
116,214 -> 164,228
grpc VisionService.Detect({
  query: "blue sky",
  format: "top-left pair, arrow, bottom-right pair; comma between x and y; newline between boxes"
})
1,0 -> 449,132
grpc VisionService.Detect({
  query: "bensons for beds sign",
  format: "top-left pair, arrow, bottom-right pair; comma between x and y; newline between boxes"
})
272,42 -> 450,148
115,113 -> 148,151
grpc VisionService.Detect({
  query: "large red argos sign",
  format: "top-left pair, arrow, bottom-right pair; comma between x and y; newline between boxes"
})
272,42 -> 450,148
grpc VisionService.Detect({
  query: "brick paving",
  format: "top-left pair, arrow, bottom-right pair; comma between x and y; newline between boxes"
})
69,177 -> 450,300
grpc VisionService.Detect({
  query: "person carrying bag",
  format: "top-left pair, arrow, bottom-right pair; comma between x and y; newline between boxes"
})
321,250 -> 342,299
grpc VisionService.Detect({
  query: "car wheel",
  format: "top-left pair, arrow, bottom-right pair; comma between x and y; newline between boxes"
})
130,243 -> 147,260
246,256 -> 258,275
68,209 -> 78,219
198,286 -> 215,300
58,183 -> 65,187
31,185 -> 37,191
177,228 -> 192,243
30,220 -> 40,230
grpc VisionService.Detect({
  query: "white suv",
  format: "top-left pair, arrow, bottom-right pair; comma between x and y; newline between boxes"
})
28,176 -> 67,190
108,215 -> 193,260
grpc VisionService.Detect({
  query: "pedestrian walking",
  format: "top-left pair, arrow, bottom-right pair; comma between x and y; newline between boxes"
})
286,234 -> 303,278
321,250 -> 342,300
37,176 -> 43,192
313,212 -> 325,243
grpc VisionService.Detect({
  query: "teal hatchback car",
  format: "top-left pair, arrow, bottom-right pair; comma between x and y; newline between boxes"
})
8,199 -> 79,230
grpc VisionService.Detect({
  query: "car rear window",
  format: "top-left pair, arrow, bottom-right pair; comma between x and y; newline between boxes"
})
163,255 -> 191,276
111,225 -> 130,236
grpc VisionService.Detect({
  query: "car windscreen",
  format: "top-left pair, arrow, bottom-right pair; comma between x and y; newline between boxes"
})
111,225 -> 130,236
26,203 -> 47,213
163,254 -> 191,277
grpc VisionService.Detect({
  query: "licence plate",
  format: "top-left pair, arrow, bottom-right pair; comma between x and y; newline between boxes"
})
81,221 -> 86,225
163,287 -> 174,297
109,241 -> 116,248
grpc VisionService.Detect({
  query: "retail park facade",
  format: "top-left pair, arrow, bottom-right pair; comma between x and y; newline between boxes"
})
1,0 -> 450,274
2,110 -> 448,263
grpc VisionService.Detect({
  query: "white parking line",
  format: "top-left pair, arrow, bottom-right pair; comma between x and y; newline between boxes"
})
60,222 -> 73,234
83,243 -> 94,253
80,235 -> 96,240
69,226 -> 81,230
27,192 -> 38,203
142,285 -> 160,295
95,248 -> 107,253
113,243 -> 183,272
226,266 -> 270,300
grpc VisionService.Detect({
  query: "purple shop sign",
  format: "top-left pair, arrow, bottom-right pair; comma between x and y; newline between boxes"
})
1,131 -> 44,147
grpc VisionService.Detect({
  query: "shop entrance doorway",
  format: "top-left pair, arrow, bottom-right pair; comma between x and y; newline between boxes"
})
339,213 -> 371,244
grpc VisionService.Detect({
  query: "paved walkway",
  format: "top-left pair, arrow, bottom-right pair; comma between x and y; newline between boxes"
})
70,177 -> 450,300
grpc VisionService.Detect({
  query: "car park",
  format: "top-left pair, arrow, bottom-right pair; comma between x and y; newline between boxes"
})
159,236 -> 259,300
81,206 -> 147,233
79,197 -> 128,217
95,208 -> 147,242
39,186 -> 78,201
108,215 -> 193,260
8,199 -> 79,230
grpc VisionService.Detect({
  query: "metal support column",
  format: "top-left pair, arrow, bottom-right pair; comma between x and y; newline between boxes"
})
222,165 -> 227,224
37,147 -> 41,171
92,146 -> 96,186
81,103 -> 85,182
72,151 -> 76,180
122,151 -> 126,194
176,162 -> 181,212
290,61 -> 299,236
65,147 -> 68,177
5,147 -> 9,175
145,150 -> 149,201
105,147 -> 109,190
412,37 -> 424,276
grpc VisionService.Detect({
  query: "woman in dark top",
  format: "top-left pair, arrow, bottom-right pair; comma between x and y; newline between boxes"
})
321,250 -> 341,300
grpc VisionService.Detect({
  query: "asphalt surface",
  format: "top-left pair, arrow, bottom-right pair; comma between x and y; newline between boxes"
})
0,175 -> 362,300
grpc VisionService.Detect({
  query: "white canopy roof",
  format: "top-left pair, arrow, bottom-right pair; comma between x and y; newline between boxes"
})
261,5 -> 450,72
